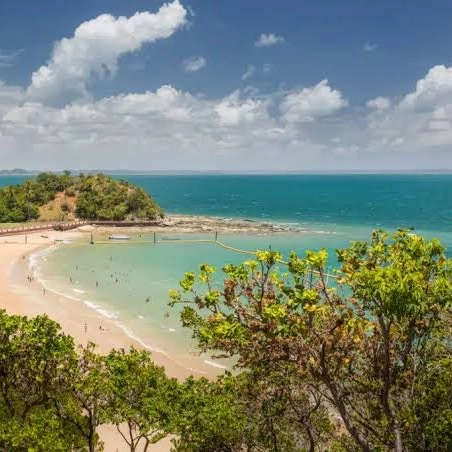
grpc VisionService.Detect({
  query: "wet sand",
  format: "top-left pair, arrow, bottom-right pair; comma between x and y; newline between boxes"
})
0,230 -> 216,451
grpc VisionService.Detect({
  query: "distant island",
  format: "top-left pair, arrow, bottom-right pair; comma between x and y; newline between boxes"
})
0,168 -> 30,175
0,171 -> 164,223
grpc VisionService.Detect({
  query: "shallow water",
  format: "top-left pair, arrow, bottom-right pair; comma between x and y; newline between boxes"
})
12,173 -> 452,369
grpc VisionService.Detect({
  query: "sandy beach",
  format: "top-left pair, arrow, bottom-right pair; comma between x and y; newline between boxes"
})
0,215 -> 296,450
0,228 -> 220,451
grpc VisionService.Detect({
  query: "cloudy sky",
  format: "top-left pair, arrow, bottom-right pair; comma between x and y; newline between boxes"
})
1,0 -> 452,171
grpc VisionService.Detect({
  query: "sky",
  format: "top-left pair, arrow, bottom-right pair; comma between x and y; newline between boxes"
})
0,0 -> 452,171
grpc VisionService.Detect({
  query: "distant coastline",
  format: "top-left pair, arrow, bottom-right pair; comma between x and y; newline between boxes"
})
3,169 -> 452,176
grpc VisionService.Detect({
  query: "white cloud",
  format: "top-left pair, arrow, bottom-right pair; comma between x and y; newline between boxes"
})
97,85 -> 193,120
0,85 -> 291,169
183,56 -> 206,73
214,90 -> 268,126
364,42 -> 377,52
280,80 -> 348,123
365,65 -> 452,150
255,33 -> 285,48
367,96 -> 391,110
27,0 -> 187,104
241,65 -> 256,81
399,65 -> 452,111
0,48 -> 24,68
0,80 -> 24,116
4,54 -> 452,170
263,63 -> 273,73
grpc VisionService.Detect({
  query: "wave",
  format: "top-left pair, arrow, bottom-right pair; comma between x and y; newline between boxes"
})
83,300 -> 119,320
203,359 -> 227,369
115,323 -> 167,355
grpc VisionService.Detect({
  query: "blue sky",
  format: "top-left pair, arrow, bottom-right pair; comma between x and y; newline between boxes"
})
0,0 -> 452,170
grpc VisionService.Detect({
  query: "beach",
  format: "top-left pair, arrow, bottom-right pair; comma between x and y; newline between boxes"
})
0,217 -> 295,449
0,227 -> 221,451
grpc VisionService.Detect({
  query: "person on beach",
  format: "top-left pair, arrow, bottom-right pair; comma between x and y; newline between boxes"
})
84,322 -> 88,333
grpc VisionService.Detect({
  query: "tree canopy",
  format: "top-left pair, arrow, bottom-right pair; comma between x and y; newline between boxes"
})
170,229 -> 452,451
0,172 -> 163,222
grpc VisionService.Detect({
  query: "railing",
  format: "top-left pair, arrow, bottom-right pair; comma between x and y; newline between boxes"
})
0,220 -> 88,236
0,219 -> 162,236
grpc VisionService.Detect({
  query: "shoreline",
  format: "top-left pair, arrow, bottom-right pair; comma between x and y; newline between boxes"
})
1,231 -> 217,379
0,229 -> 222,451
0,215 -> 313,383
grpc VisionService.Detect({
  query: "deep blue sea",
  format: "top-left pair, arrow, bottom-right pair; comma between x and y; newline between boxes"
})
3,173 -> 452,372
2,173 -> 452,233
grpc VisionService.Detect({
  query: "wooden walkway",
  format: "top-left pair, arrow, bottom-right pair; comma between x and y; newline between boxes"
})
0,219 -> 162,237
0,221 -> 88,236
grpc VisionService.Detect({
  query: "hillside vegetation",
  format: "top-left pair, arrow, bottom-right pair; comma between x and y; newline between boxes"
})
0,172 -> 163,222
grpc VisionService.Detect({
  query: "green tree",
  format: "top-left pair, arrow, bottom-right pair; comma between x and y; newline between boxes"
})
0,311 -> 85,451
101,348 -> 176,452
54,343 -> 108,452
170,230 -> 452,451
171,375 -> 249,452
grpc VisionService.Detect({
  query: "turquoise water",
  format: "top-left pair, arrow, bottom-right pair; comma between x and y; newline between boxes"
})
121,174 -> 452,233
3,173 -> 452,232
4,174 -> 452,371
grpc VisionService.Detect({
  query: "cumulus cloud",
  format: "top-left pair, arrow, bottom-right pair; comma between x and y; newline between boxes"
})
399,65 -> 452,111
280,80 -> 348,123
365,65 -> 452,151
27,0 -> 187,104
97,85 -> 194,120
214,90 -> 268,126
255,33 -> 285,48
241,65 -> 256,81
183,56 -> 206,73
367,96 -> 391,110
0,85 -> 290,169
4,53 -> 452,170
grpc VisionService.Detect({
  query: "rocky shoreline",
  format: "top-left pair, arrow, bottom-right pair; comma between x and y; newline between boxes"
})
90,214 -> 297,234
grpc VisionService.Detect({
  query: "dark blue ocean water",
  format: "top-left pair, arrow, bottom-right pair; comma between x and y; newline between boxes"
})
2,174 -> 451,233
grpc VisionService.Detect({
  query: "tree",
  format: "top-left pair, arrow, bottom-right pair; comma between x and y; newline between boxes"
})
0,311 -> 86,451
54,343 -> 109,452
171,375 -> 250,452
101,348 -> 176,452
170,229 -> 452,451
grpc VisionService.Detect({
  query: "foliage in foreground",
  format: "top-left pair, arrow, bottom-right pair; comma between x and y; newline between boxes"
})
0,171 -> 163,222
0,310 -> 245,452
0,229 -> 451,451
170,229 -> 452,451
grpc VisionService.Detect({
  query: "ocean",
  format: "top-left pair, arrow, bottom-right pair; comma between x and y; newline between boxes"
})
2,174 -> 452,372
